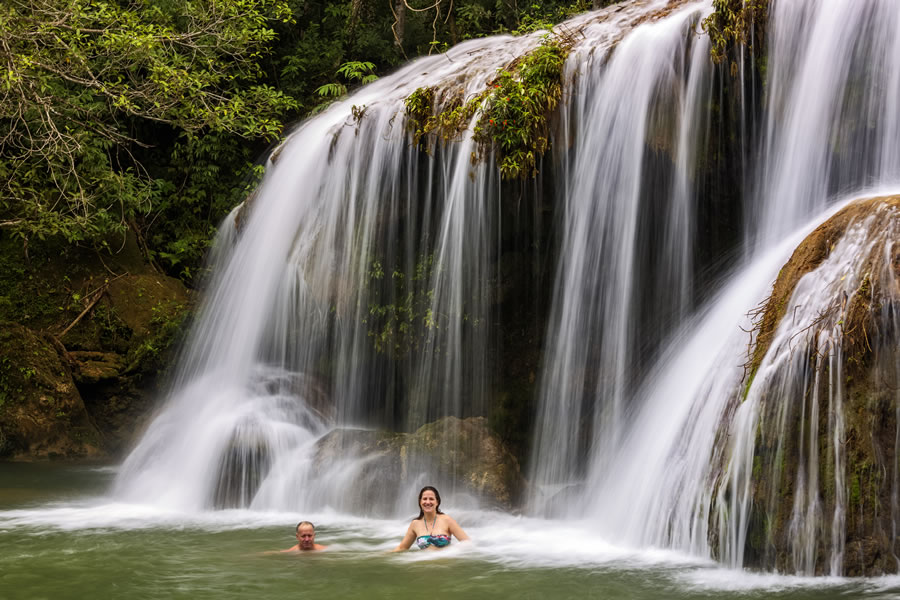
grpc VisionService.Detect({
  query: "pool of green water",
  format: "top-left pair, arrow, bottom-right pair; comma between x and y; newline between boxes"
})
2,463 -> 899,600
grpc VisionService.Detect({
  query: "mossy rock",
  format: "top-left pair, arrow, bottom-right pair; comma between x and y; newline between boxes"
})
0,231 -> 150,333
0,322 -> 102,459
67,273 -> 191,454
311,416 -> 526,510
0,230 -> 193,458
69,351 -> 126,384
747,196 -> 900,380
736,195 -> 900,575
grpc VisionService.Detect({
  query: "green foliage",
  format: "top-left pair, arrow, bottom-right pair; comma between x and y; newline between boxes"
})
455,0 -> 597,40
404,86 -> 489,149
0,235 -> 81,329
363,253 -> 439,358
473,35 -> 570,178
338,61 -> 380,84
404,86 -> 436,147
0,0 -> 605,286
0,0 -> 297,252
406,34 -> 571,179
315,61 -> 379,97
702,0 -> 768,67
125,300 -> 191,375
137,130 -> 266,284
316,83 -> 348,98
512,3 -> 557,35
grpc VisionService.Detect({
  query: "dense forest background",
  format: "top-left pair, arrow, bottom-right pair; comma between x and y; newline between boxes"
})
1,0 -> 620,286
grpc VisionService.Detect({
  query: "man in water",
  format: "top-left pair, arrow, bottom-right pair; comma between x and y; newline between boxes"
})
282,521 -> 327,552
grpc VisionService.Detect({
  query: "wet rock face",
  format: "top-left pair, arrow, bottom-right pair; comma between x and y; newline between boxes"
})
0,231 -> 192,459
735,196 -> 900,576
69,351 -> 126,385
61,272 -> 191,455
0,323 -> 102,459
311,416 -> 526,510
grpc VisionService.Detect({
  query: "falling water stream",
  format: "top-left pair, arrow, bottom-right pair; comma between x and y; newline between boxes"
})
4,0 -> 900,595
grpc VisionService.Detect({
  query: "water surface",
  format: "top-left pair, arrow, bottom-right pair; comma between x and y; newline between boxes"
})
2,463 -> 899,599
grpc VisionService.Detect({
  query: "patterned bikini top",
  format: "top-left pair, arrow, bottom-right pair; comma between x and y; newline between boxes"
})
416,534 -> 451,549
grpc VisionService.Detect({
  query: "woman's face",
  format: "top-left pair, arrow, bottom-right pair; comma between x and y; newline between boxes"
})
419,490 -> 438,513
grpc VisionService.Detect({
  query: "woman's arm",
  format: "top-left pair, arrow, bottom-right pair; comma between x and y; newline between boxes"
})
391,521 -> 417,552
447,516 -> 470,542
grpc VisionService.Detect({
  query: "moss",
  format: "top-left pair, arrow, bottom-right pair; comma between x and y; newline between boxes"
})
0,322 -> 102,458
745,196 -> 900,381
850,472 -> 861,506
0,231 -> 154,333
739,198 -> 900,574
124,299 -> 192,377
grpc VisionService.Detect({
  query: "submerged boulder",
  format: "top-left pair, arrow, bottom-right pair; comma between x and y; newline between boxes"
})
726,195 -> 900,575
311,416 -> 526,510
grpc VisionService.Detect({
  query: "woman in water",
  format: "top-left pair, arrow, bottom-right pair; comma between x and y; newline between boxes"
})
392,486 -> 470,551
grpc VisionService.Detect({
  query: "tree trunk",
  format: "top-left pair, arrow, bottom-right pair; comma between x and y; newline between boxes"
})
393,0 -> 406,55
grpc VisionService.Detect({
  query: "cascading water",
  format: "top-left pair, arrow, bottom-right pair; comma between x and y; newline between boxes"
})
114,1 -> 674,515
714,199 -> 900,574
526,0 -> 900,577
756,0 -> 900,243
110,0 -> 900,577
114,32 -> 542,513
528,0 -> 713,511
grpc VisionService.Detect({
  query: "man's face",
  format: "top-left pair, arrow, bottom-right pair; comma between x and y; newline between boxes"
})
296,525 -> 316,550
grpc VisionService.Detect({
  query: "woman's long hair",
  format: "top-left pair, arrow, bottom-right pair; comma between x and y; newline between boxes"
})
415,486 -> 445,520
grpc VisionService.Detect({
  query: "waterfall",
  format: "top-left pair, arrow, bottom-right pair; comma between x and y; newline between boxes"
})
714,199 -> 900,574
528,0 -> 713,511
756,0 -> 900,242
525,0 -> 900,576
112,0 -> 900,576
114,31 -> 549,513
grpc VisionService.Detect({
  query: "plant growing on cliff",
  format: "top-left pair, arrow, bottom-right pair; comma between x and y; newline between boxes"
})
701,0 -> 768,69
473,35 -> 570,178
404,86 -> 489,149
405,34 -> 571,178
363,253 -> 440,358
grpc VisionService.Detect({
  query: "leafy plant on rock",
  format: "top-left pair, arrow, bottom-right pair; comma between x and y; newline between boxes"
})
316,61 -> 379,98
404,34 -> 571,178
702,0 -> 768,69
473,35 -> 571,178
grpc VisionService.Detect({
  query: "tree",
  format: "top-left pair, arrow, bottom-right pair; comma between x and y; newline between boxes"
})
0,0 -> 297,247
